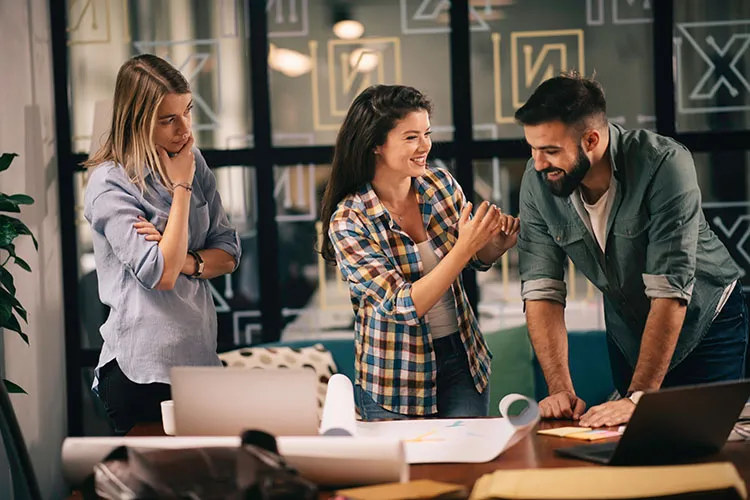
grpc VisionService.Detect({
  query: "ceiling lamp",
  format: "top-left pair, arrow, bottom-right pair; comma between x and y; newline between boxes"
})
348,48 -> 379,73
333,19 -> 364,40
268,43 -> 312,77
332,3 -> 364,40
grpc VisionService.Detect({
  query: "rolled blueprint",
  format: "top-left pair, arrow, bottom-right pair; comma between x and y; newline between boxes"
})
319,373 -> 357,436
61,435 -> 407,488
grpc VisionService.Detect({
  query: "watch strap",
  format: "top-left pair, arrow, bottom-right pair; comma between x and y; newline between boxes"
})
189,250 -> 204,277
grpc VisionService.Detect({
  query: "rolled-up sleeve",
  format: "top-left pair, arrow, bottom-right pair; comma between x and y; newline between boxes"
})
87,189 -> 165,289
643,147 -> 699,302
196,150 -> 242,270
330,212 -> 419,326
517,167 -> 567,305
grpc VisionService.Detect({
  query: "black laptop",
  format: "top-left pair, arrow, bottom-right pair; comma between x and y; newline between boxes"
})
555,379 -> 750,465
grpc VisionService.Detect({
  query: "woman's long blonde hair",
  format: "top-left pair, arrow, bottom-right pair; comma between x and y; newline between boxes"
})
84,54 -> 190,191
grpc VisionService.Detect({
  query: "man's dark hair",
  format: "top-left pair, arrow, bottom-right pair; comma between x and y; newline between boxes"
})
514,70 -> 607,130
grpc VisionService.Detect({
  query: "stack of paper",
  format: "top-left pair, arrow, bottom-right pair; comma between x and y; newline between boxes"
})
469,462 -> 746,500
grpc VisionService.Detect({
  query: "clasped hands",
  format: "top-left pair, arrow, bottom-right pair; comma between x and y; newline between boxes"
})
539,390 -> 636,428
456,200 -> 520,257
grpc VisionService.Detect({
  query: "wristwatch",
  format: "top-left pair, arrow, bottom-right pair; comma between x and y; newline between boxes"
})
626,390 -> 644,406
189,250 -> 204,278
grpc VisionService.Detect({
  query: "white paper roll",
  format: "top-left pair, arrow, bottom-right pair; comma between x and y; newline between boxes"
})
61,434 -> 407,488
319,374 -> 357,436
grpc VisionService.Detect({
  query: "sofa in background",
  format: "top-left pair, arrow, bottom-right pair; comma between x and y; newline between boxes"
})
530,329 -> 617,406
233,326 -> 615,414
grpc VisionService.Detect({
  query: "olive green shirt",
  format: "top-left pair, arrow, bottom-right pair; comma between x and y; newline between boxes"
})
518,123 -> 741,370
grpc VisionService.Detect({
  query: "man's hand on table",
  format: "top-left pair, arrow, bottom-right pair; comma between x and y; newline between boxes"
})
539,391 -> 586,420
578,399 -> 635,428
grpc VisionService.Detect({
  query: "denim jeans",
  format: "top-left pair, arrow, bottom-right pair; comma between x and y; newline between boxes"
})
608,284 -> 749,396
355,332 -> 490,420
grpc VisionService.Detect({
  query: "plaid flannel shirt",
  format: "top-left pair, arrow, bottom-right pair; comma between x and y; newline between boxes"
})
329,166 -> 493,416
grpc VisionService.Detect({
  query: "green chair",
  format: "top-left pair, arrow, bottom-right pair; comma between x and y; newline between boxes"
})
532,330 -> 616,406
484,324 -> 536,416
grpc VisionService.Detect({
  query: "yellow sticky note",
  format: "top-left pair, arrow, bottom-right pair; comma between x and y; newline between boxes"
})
565,429 -> 621,441
537,426 -> 592,437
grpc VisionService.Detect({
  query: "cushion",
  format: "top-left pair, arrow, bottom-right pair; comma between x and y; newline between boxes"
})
218,343 -> 338,414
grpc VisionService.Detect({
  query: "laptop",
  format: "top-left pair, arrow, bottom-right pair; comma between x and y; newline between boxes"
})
170,366 -> 320,437
555,379 -> 750,465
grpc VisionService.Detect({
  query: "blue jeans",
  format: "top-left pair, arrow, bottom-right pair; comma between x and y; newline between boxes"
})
608,284 -> 749,396
355,332 -> 490,420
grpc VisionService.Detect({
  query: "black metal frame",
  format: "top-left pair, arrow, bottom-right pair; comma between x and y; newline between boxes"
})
49,0 -> 749,436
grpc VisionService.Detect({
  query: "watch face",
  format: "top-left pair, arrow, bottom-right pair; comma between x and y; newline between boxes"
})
629,391 -> 644,405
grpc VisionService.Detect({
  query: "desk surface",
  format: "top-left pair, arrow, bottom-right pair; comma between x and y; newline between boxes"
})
126,420 -> 750,498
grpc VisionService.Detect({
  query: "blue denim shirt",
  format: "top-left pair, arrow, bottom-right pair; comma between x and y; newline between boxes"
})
518,123 -> 741,370
84,148 -> 241,390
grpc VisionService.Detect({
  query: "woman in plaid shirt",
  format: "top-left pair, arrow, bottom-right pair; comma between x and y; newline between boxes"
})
320,85 -> 520,419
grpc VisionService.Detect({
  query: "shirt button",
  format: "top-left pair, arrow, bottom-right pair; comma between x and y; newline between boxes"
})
556,236 -> 561,241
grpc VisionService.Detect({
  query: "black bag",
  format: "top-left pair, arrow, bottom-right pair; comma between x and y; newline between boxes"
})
84,430 -> 318,499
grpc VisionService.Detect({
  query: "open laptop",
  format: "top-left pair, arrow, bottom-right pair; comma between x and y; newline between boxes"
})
555,379 -> 750,465
170,366 -> 320,437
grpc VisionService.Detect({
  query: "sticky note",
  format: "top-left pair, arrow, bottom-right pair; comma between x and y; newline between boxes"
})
537,426 -> 593,437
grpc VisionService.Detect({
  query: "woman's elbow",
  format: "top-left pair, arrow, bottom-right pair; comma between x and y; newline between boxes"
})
154,267 -> 180,290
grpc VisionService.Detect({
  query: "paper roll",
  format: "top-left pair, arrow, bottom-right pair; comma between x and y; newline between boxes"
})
61,435 -> 407,488
498,393 -> 540,428
319,374 -> 357,436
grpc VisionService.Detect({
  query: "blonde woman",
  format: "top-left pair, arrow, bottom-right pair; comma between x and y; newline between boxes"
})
83,54 -> 241,434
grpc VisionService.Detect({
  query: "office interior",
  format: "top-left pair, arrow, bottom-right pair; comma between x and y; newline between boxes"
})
1,0 -> 749,497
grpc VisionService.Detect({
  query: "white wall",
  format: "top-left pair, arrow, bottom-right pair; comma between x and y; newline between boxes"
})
0,0 -> 67,498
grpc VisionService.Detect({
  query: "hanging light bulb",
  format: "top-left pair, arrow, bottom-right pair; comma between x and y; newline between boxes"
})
268,43 -> 312,77
348,48 -> 379,73
333,19 -> 364,40
332,3 -> 364,40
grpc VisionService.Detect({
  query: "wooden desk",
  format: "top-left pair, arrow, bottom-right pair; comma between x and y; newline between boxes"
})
126,420 -> 750,498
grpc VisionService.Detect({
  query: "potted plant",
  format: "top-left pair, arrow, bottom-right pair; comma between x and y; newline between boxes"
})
0,153 -> 37,394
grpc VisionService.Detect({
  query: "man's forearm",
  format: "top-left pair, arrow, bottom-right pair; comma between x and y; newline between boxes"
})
180,248 -> 237,280
629,297 -> 687,392
476,242 -> 503,265
526,299 -> 574,394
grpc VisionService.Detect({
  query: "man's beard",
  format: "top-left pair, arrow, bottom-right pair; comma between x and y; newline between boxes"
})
541,146 -> 591,198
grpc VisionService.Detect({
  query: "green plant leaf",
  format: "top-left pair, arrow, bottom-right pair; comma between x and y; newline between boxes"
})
12,303 -> 26,324
14,256 -> 30,272
0,266 -> 15,295
0,301 -> 11,326
0,153 -> 18,173
8,194 -> 33,205
4,243 -> 15,258
3,379 -> 27,394
0,198 -> 21,213
0,287 -> 21,310
0,219 -> 18,248
4,217 -> 38,251
2,312 -> 28,344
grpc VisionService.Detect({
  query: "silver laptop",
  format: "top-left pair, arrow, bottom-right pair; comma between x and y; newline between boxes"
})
170,366 -> 320,437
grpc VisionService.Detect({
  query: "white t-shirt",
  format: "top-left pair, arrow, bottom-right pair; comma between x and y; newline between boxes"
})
581,188 -> 612,253
416,240 -> 459,339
